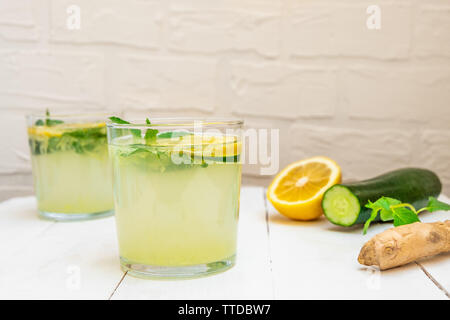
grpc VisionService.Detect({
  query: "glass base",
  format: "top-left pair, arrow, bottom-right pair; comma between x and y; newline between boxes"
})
38,209 -> 114,222
120,255 -> 236,279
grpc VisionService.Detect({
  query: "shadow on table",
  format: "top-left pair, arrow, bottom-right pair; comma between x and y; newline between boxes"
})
268,212 -> 326,226
416,251 -> 450,267
268,211 -> 369,234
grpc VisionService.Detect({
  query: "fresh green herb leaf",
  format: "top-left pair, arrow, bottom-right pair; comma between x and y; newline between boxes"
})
363,203 -> 379,235
47,137 -> 61,152
122,147 -> 150,157
42,109 -> 63,126
360,195 -> 450,234
45,119 -> 64,126
71,140 -> 83,154
130,129 -> 141,138
392,207 -> 420,226
363,197 -> 401,234
144,118 -> 158,143
145,128 -> 158,144
29,126 -> 107,156
109,116 -> 142,138
379,208 -> 393,221
109,116 -> 130,124
64,127 -> 106,139
380,198 -> 401,221
425,197 -> 450,213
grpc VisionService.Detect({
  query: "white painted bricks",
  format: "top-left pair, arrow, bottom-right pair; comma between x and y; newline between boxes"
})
0,0 -> 449,200
113,55 -> 217,112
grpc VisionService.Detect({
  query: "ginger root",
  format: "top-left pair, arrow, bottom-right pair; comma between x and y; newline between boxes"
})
358,220 -> 450,270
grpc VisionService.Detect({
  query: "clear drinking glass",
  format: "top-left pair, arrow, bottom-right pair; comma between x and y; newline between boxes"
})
107,118 -> 243,279
27,113 -> 114,221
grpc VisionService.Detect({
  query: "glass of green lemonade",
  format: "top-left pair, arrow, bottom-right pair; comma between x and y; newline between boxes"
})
107,118 -> 243,279
27,113 -> 114,221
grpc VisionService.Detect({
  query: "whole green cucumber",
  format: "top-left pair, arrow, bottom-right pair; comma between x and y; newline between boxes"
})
322,168 -> 442,227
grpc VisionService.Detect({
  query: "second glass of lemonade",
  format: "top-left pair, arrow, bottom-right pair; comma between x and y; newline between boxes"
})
27,113 -> 114,221
107,118 -> 243,279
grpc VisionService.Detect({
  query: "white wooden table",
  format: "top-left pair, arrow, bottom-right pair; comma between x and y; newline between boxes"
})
0,186 -> 449,300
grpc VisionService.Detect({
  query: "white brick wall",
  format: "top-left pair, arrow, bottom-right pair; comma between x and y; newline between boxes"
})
0,50 -> 104,105
0,0 -> 39,41
290,125 -> 414,181
167,2 -> 281,57
414,5 -> 450,57
286,3 -> 411,59
0,0 -> 449,200
229,63 -> 337,118
50,0 -> 163,48
112,55 -> 217,112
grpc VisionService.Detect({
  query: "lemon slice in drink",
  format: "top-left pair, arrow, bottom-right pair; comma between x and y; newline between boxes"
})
267,156 -> 342,220
28,122 -> 106,138
158,133 -> 241,159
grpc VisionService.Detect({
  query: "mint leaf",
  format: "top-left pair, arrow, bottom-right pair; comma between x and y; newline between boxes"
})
375,197 -> 401,221
364,197 -> 401,223
145,128 -> 158,144
378,197 -> 402,209
144,118 -> 159,143
363,205 -> 379,235
64,126 -> 106,139
379,209 -> 393,221
109,116 -> 130,124
45,119 -> 64,126
42,109 -> 63,126
363,197 -> 403,234
426,197 -> 450,212
30,125 -> 107,155
130,129 -> 141,138
124,147 -> 151,157
392,207 -> 420,226
41,109 -> 63,126
361,195 -> 446,233
109,116 -> 141,138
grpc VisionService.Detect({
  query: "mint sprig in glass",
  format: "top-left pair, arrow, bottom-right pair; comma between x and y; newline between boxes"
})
107,117 -> 243,279
27,112 -> 114,221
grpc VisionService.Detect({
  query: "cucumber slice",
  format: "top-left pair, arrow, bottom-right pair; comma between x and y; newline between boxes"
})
322,185 -> 361,227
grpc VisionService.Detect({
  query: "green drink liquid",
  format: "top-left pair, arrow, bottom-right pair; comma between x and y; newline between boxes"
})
110,133 -> 241,268
28,123 -> 113,218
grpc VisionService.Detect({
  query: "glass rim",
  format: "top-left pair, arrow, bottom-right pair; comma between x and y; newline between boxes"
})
107,117 -> 244,129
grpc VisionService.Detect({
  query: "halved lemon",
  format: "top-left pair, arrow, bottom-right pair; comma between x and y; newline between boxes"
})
267,156 -> 342,220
